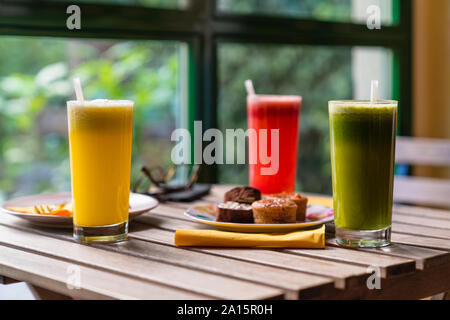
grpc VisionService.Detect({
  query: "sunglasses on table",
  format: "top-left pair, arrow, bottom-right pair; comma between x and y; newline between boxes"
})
132,164 -> 201,198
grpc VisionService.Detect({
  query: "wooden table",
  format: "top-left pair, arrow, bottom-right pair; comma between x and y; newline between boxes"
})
0,184 -> 449,300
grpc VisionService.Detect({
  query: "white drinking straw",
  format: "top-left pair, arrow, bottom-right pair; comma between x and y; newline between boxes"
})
244,79 -> 256,96
370,80 -> 379,103
73,77 -> 85,102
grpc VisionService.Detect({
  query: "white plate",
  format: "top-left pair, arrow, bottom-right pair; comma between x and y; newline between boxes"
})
0,192 -> 158,228
185,203 -> 334,233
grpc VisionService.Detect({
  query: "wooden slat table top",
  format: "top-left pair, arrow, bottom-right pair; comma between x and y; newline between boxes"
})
0,184 -> 449,300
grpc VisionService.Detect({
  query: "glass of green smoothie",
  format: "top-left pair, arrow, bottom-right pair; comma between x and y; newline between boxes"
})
329,100 -> 397,247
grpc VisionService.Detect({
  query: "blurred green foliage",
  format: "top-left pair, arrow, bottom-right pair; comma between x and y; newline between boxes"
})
215,0 -> 354,194
50,0 -> 186,9
0,37 -> 179,201
0,35 -> 351,200
218,0 -> 352,22
218,44 -> 352,194
0,0 -> 359,200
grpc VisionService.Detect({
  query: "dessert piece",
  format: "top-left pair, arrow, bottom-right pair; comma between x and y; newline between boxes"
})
224,186 -> 261,204
216,201 -> 254,223
268,193 -> 308,221
251,198 -> 297,224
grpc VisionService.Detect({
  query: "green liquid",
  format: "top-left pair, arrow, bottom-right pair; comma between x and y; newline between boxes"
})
329,101 -> 397,230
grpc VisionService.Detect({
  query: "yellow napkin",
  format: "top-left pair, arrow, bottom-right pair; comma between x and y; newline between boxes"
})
174,224 -> 325,248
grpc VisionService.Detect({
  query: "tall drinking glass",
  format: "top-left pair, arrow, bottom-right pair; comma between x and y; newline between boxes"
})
329,100 -> 397,247
68,99 -> 134,243
247,95 -> 301,194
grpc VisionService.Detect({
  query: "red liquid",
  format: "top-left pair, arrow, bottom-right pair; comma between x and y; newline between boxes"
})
247,95 -> 301,194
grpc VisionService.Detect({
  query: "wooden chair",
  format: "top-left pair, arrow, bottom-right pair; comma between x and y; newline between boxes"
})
394,136 -> 450,208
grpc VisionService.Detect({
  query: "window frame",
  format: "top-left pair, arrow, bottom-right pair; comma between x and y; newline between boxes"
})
0,0 -> 413,183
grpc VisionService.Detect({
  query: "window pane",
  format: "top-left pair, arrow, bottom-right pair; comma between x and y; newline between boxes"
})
218,43 -> 394,194
217,0 -> 397,26
49,0 -> 189,9
0,36 -> 184,200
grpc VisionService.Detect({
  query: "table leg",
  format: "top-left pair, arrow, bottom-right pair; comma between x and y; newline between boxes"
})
431,291 -> 449,300
27,284 -> 73,300
0,275 -> 20,285
1,275 -> 72,300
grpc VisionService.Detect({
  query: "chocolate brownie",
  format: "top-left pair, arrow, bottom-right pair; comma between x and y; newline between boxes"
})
224,186 -> 261,204
216,201 -> 254,223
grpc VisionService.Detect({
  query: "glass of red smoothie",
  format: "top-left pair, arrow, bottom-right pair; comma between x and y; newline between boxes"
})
247,94 -> 301,194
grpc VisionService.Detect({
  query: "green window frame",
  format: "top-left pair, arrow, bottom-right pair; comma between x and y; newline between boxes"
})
0,0 -> 413,183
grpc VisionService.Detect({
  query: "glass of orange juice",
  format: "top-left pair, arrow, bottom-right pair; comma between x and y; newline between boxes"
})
67,99 -> 134,243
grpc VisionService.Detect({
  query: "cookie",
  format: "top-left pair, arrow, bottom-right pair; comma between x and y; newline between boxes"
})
251,198 -> 297,224
268,193 -> 308,221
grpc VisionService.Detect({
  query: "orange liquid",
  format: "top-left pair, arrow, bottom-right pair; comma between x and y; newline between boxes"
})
68,101 -> 133,227
247,95 -> 301,194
